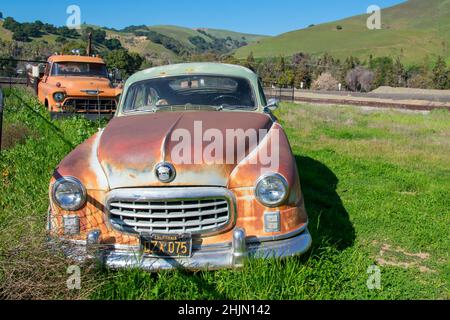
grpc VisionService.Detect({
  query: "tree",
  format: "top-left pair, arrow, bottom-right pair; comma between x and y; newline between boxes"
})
432,56 -> 449,89
370,56 -> 395,87
221,55 -> 240,65
257,58 -> 277,86
83,27 -> 107,44
61,40 -> 87,55
294,61 -> 311,89
57,26 -> 79,39
104,38 -> 122,50
244,52 -> 256,71
393,57 -> 406,87
0,54 -> 17,76
340,56 -> 360,87
279,68 -> 294,88
0,12 -> 3,20
55,36 -> 67,44
105,49 -> 143,77
12,30 -> 30,42
3,17 -> 19,32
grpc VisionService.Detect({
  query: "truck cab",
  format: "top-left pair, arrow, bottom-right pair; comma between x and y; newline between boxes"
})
37,55 -> 122,117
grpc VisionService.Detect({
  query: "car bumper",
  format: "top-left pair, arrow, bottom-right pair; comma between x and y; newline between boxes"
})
61,227 -> 312,271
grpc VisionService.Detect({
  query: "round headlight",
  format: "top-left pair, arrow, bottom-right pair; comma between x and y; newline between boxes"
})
255,173 -> 289,207
52,177 -> 86,211
53,92 -> 65,102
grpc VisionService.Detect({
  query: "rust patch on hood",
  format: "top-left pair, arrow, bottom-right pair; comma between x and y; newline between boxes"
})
98,111 -> 273,189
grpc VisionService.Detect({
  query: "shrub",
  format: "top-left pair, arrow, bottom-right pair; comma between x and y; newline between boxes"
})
312,73 -> 339,91
407,73 -> 434,89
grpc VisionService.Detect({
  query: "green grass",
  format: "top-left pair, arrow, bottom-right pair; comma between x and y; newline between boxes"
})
235,0 -> 450,64
0,21 -> 13,41
0,88 -> 448,299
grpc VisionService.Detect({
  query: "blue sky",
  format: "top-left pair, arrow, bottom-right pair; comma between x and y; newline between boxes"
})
1,0 -> 405,35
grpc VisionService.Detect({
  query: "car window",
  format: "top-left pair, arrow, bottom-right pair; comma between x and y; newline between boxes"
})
51,62 -> 108,78
123,75 -> 256,112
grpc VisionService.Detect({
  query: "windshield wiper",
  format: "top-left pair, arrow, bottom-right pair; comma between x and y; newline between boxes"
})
218,104 -> 252,110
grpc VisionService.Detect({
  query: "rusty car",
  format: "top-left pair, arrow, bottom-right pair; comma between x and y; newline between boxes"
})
37,54 -> 122,118
47,62 -> 311,270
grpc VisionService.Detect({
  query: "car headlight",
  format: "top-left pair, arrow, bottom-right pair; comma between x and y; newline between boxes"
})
53,92 -> 65,102
52,177 -> 87,211
255,173 -> 289,207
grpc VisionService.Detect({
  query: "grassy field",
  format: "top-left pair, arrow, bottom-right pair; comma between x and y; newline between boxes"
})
0,88 -> 448,299
235,0 -> 450,64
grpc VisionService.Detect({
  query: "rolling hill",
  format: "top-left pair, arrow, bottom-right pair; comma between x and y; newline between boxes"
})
106,25 -> 267,59
235,0 -> 450,64
0,18 -> 268,61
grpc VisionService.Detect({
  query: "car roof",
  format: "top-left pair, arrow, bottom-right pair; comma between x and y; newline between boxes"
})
47,55 -> 106,64
126,62 -> 259,84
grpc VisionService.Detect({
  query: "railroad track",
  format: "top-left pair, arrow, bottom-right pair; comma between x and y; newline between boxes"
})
264,89 -> 450,112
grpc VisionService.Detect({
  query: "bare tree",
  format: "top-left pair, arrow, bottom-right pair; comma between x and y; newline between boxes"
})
312,72 -> 339,91
346,67 -> 374,92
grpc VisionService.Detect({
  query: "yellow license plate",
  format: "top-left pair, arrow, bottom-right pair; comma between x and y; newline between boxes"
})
142,234 -> 192,258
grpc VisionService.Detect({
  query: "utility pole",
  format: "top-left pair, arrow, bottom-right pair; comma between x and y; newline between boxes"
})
87,32 -> 92,56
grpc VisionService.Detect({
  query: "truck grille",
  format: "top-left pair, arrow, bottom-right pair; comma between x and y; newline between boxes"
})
106,188 -> 235,235
63,98 -> 117,113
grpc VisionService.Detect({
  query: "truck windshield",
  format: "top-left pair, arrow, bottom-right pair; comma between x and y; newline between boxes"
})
51,62 -> 108,78
123,75 -> 256,112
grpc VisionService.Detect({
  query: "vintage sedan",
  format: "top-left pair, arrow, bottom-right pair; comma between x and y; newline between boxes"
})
48,63 -> 311,270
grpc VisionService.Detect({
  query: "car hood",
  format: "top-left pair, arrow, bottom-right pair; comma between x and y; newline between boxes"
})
98,111 -> 273,189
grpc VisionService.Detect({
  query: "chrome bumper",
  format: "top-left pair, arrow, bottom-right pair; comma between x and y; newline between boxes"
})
65,227 -> 312,271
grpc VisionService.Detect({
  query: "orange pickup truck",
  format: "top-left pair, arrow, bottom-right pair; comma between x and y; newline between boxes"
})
37,55 -> 122,118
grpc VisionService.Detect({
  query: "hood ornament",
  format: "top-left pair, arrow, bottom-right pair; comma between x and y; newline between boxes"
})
81,89 -> 104,95
155,162 -> 176,183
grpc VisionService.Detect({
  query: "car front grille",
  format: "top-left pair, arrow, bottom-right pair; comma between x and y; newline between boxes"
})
106,188 -> 235,235
62,98 -> 117,113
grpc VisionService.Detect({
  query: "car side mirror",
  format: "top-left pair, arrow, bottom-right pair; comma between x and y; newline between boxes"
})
264,98 -> 279,112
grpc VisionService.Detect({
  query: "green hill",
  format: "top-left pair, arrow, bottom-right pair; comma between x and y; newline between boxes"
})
112,25 -> 267,58
235,0 -> 450,64
0,18 -> 268,61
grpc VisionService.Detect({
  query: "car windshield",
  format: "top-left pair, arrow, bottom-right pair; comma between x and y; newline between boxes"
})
51,62 -> 108,78
122,75 -> 256,112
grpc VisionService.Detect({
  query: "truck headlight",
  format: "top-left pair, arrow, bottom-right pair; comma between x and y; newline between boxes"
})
53,92 -> 65,102
52,177 -> 87,211
255,173 -> 289,207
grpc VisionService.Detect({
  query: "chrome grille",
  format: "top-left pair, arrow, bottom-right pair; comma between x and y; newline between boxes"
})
106,188 -> 235,235
62,98 -> 117,113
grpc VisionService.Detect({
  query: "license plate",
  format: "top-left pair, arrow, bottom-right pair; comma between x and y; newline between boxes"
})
142,234 -> 192,258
